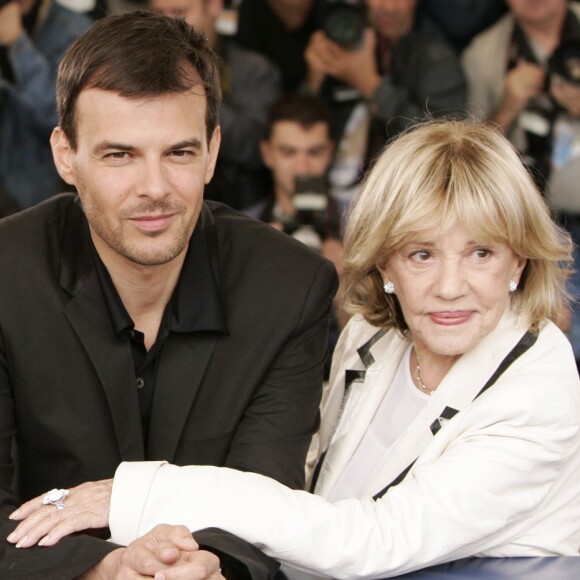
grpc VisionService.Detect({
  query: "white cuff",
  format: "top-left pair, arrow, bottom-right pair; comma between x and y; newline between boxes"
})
109,460 -> 167,546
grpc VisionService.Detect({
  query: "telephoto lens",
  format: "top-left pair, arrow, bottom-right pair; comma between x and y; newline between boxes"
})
322,1 -> 367,51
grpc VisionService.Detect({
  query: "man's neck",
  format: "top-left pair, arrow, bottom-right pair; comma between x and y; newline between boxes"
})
95,241 -> 186,349
267,0 -> 312,31
274,186 -> 295,218
519,4 -> 567,54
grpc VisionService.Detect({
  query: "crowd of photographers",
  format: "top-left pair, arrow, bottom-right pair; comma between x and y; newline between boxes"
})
2,0 -> 580,366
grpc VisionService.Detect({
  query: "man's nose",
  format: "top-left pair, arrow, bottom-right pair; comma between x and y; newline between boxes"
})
136,160 -> 169,198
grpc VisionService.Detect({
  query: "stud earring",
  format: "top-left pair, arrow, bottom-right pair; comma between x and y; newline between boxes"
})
509,280 -> 518,293
384,281 -> 395,294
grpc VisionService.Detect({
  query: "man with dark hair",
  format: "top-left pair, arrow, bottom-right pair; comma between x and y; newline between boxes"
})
0,11 -> 337,579
246,93 -> 348,381
249,93 -> 337,233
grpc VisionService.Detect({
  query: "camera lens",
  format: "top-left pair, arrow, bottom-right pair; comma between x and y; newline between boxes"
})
323,5 -> 366,50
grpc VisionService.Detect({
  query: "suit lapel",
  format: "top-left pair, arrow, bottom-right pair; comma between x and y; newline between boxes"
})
59,202 -> 144,461
146,332 -> 220,460
314,330 -> 408,498
147,204 -> 225,461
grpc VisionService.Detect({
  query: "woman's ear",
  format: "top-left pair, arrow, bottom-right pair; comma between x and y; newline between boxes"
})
376,261 -> 389,282
50,127 -> 77,186
513,255 -> 528,285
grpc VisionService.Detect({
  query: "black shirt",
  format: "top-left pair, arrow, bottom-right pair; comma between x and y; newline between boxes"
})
93,221 -> 227,452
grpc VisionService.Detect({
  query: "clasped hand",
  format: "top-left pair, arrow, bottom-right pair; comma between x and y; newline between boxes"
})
7,480 -> 223,579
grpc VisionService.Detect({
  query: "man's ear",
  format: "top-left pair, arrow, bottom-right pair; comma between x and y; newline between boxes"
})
207,0 -> 224,20
205,125 -> 221,184
50,127 -> 77,186
260,140 -> 273,169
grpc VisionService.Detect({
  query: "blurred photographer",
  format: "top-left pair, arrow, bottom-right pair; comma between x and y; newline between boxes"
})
248,93 -> 339,248
462,0 -> 580,366
0,0 -> 90,208
305,0 -> 467,207
463,1 -> 580,189
246,93 -> 349,367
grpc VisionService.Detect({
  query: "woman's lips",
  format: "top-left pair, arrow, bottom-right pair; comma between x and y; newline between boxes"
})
430,311 -> 474,326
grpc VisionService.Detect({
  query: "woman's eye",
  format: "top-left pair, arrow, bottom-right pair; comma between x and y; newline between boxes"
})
474,248 -> 492,259
410,251 -> 431,262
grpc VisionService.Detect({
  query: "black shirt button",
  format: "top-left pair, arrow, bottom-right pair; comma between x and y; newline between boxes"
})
136,377 -> 145,389
127,330 -> 136,340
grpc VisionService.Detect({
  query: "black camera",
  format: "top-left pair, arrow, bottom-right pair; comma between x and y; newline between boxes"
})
282,176 -> 330,252
320,0 -> 367,51
549,40 -> 580,86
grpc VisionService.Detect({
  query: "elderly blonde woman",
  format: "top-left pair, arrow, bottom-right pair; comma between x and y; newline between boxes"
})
9,120 -> 580,579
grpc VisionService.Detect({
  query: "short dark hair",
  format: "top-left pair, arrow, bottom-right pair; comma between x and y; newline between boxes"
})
56,10 -> 222,149
265,93 -> 331,139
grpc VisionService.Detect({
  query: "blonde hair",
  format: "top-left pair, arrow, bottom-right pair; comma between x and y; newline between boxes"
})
341,120 -> 573,331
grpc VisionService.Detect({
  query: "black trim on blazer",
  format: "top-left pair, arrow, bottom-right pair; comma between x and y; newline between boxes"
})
372,330 -> 538,500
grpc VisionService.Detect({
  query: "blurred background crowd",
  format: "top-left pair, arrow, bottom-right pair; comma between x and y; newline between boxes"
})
2,0 -> 580,370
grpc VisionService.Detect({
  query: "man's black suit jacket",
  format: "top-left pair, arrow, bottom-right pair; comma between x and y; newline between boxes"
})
0,194 -> 337,578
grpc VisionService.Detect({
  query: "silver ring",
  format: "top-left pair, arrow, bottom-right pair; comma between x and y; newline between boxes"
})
42,488 -> 69,510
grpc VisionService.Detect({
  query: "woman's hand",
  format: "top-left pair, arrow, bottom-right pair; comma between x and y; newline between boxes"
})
7,478 -> 113,547
82,524 -> 223,580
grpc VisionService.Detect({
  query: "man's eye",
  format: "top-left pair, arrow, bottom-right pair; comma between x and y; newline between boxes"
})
105,152 -> 129,159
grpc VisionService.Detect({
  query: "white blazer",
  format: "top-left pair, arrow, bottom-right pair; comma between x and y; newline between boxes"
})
110,311 -> 580,579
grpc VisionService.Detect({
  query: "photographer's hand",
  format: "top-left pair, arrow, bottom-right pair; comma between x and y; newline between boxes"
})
305,30 -> 332,93
491,60 -> 545,133
0,1 -> 23,47
305,29 -> 380,98
550,75 -> 580,117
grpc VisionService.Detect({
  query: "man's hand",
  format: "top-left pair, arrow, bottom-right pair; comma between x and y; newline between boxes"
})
505,61 -> 546,111
550,75 -> 580,117
491,60 -> 546,133
0,1 -> 24,47
305,29 -> 381,97
7,478 -> 112,547
82,524 -> 224,580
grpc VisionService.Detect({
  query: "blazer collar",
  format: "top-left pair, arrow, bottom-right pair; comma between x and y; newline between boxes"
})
315,310 -> 530,499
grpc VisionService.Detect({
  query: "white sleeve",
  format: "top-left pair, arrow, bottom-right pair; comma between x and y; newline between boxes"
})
110,460 -> 167,546
109,343 -> 580,579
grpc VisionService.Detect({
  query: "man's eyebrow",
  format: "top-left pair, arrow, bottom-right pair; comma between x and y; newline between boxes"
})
92,139 -> 203,154
169,139 -> 203,151
93,141 -> 136,153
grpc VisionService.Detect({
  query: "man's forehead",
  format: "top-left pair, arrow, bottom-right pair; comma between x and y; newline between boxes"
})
73,88 -> 208,142
76,86 -> 207,110
271,121 -> 330,141
151,0 -> 203,12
